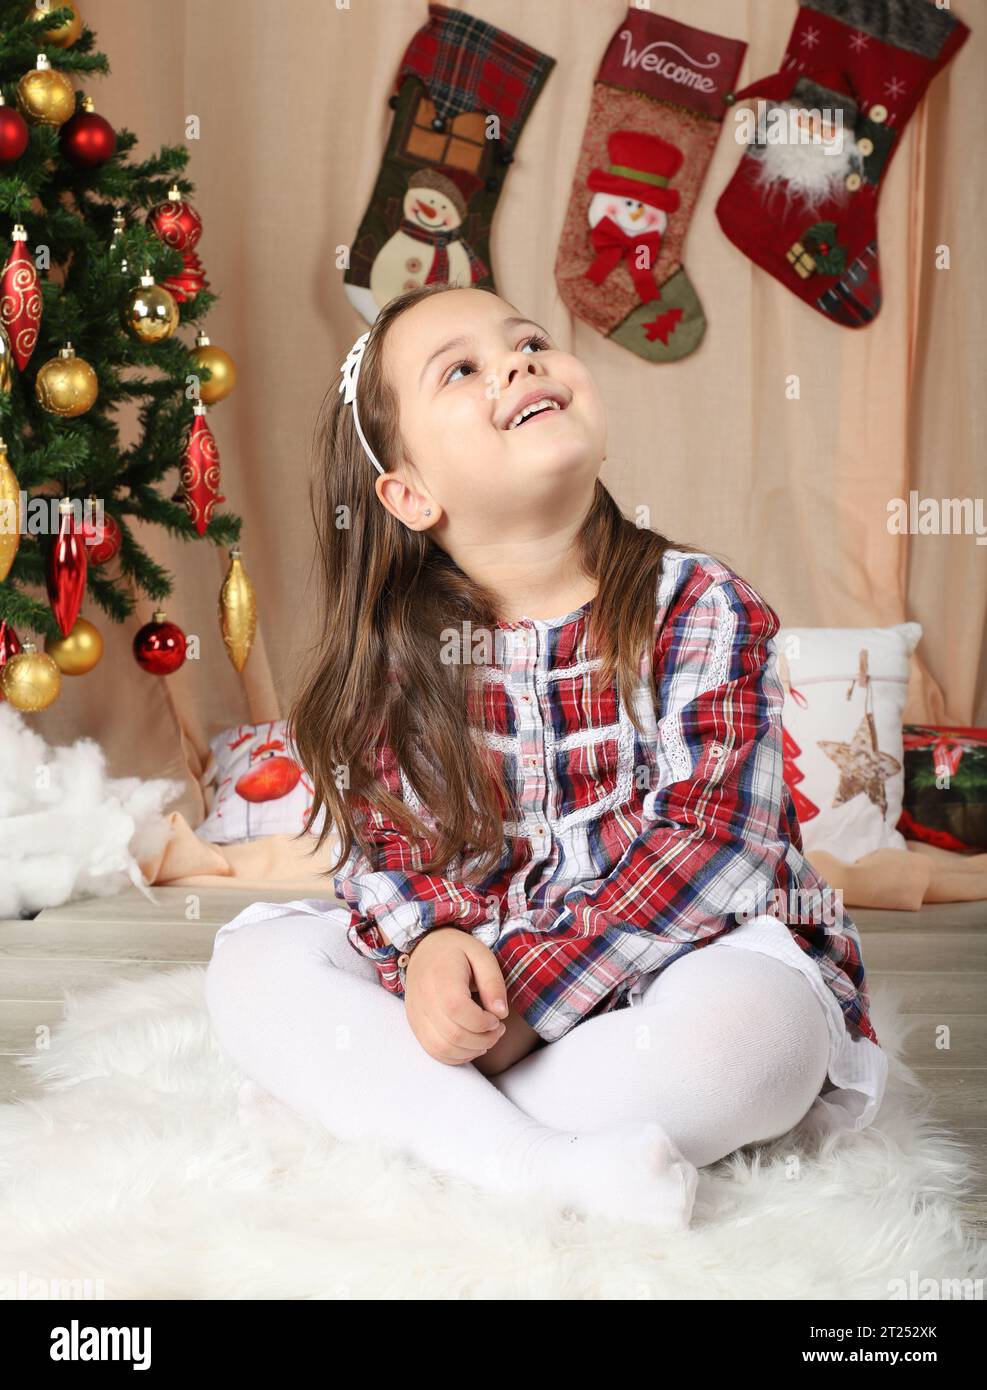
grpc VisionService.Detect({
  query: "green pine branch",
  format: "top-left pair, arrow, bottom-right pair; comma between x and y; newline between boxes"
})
115,518 -> 173,603
0,583 -> 56,638
85,568 -> 131,623
0,0 -> 243,653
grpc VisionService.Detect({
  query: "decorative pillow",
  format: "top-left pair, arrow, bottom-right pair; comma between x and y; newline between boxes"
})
198,721 -> 329,846
899,724 -> 987,853
773,622 -> 922,862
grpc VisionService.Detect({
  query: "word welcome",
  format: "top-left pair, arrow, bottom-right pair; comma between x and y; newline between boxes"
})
617,29 -> 720,93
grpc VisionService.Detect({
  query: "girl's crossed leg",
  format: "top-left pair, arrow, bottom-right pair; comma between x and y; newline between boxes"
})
205,913 -> 828,1229
489,943 -> 831,1169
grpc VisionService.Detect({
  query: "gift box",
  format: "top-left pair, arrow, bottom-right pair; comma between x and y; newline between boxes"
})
786,239 -> 817,279
785,221 -> 848,280
897,724 -> 987,853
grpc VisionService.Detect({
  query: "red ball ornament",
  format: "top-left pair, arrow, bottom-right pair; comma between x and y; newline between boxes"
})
0,617 -> 23,700
0,97 -> 30,164
59,96 -> 116,168
162,249 -> 209,304
80,503 -> 122,565
46,499 -> 88,637
133,610 -> 187,675
148,185 -> 202,253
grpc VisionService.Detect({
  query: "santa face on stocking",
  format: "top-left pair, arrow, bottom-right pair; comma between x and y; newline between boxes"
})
745,89 -> 865,218
715,0 -> 971,327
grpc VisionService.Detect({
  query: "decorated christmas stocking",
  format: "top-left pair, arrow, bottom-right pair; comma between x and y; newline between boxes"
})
554,6 -> 746,363
715,0 -> 971,328
343,2 -> 554,325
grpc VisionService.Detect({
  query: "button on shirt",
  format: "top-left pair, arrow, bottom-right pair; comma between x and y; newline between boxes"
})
334,549 -> 878,1047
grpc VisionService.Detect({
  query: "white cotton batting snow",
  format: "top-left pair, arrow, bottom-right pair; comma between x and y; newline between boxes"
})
0,700 -> 185,919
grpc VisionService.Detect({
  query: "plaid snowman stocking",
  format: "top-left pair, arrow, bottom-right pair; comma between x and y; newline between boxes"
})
343,3 -> 554,325
555,6 -> 746,363
715,0 -> 971,327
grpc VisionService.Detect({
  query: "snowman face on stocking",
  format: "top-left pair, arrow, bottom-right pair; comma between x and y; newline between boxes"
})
368,167 -> 489,307
581,131 -> 683,316
403,181 -> 463,234
587,192 -> 667,240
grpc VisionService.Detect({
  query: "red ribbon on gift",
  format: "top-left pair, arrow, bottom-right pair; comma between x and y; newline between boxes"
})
903,725 -> 984,778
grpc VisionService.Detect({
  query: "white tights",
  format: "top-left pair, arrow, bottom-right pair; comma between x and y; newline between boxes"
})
205,913 -> 831,1231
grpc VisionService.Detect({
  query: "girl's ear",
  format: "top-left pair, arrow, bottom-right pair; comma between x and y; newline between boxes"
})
374,471 -> 441,531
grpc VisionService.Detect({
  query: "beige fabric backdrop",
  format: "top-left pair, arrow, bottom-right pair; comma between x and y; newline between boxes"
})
29,0 -> 985,827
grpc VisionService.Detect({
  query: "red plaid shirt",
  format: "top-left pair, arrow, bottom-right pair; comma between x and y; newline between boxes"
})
335,549 -> 878,1047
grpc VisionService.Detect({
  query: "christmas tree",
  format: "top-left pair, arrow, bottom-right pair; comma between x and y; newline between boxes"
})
781,725 -> 819,825
0,1 -> 247,708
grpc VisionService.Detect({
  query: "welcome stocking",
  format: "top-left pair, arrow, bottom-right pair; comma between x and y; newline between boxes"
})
555,6 -> 746,363
343,3 -> 554,326
715,0 -> 971,328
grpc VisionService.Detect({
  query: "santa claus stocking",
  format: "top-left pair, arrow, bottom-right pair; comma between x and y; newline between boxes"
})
555,6 -> 746,363
343,3 -> 554,325
715,0 -> 971,327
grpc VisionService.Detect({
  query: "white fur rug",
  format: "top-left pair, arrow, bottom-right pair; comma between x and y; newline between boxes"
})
0,967 -> 983,1300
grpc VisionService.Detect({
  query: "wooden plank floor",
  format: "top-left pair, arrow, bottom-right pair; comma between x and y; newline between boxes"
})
1,886 -> 985,1239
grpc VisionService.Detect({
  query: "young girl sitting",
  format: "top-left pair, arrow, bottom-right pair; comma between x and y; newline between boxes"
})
205,283 -> 888,1232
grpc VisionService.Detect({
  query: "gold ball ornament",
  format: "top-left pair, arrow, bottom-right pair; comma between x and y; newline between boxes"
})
44,614 -> 102,674
121,269 -> 179,343
0,435 -> 20,582
190,331 -> 236,405
0,320 -> 13,394
219,546 -> 256,673
16,52 -> 76,127
35,342 -> 98,416
1,640 -> 61,710
26,1 -> 84,49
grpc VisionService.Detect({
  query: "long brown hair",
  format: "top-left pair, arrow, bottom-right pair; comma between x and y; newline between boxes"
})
289,283 -> 720,880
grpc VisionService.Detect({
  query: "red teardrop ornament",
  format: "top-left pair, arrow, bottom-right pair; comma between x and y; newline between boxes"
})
46,506 -> 88,637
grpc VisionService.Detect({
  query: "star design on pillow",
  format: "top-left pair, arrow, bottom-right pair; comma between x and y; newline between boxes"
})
817,714 -> 902,819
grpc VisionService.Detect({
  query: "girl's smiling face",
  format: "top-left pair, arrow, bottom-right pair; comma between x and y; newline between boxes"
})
376,289 -> 606,535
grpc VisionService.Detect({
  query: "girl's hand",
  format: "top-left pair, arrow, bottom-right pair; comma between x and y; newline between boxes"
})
403,927 -> 510,1065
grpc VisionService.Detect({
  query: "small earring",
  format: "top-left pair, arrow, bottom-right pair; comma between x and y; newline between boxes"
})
424,508 -> 432,516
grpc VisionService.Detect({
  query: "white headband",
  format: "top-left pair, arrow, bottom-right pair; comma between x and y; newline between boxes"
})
338,330 -> 385,476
